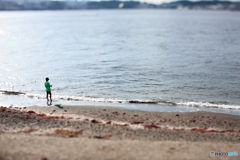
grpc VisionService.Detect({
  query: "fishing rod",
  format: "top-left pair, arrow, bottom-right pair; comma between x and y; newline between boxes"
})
1,80 -> 38,91
22,81 -> 37,86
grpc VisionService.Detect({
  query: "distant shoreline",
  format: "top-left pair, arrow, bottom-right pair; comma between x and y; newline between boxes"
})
1,0 -> 240,11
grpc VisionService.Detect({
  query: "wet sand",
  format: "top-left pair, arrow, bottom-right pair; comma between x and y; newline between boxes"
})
0,104 -> 240,160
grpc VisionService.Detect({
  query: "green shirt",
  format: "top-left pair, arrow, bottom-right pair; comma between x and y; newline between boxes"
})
44,82 -> 51,91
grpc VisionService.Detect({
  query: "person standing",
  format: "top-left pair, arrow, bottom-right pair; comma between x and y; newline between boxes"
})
44,77 -> 52,102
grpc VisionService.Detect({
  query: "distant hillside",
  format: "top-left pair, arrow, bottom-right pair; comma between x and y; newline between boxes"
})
0,0 -> 156,10
159,1 -> 240,10
0,0 -> 240,10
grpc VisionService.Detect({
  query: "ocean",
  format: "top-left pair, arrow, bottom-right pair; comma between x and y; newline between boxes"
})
0,9 -> 240,115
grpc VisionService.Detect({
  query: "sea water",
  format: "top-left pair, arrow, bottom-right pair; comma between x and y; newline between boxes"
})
0,10 -> 240,115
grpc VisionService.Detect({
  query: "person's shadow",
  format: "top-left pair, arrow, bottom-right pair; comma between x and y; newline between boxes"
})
55,104 -> 63,109
47,100 -> 63,109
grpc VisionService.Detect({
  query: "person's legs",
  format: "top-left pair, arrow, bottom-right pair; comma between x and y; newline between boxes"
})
46,91 -> 49,101
49,91 -> 52,101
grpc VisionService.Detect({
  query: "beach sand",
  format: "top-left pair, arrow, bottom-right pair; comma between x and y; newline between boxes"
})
0,104 -> 240,160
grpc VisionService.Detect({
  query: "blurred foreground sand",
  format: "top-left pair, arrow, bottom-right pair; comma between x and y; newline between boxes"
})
0,105 -> 239,160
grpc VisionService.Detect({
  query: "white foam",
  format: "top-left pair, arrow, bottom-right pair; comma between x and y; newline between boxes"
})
25,93 -> 128,103
177,101 -> 240,110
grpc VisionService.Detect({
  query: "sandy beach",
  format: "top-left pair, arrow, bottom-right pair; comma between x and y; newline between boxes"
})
0,104 -> 240,160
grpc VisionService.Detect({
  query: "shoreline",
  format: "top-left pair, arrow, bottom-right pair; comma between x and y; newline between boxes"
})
1,92 -> 240,116
1,104 -> 240,159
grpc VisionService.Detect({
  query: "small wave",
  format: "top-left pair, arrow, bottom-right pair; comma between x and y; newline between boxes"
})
177,102 -> 240,110
128,100 -> 176,105
25,93 -> 177,105
0,90 -> 25,95
25,93 -> 128,103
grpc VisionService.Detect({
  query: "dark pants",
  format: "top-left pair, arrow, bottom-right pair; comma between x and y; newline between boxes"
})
46,91 -> 52,101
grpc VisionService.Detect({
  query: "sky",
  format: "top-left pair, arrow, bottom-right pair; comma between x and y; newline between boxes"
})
11,0 -> 240,5
130,0 -> 170,4
79,0 -> 240,5
138,0 -> 240,4
139,0 -> 182,4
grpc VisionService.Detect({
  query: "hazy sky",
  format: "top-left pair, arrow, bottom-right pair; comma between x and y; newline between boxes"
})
95,0 -> 240,5
139,0 -> 240,5
12,0 -> 240,5
139,0 -> 176,4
